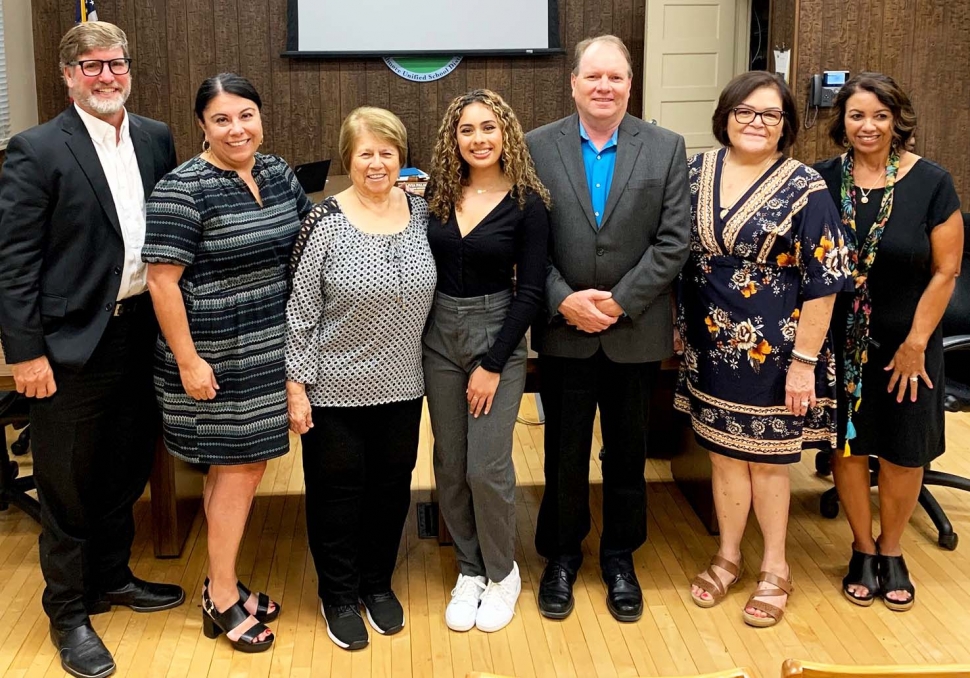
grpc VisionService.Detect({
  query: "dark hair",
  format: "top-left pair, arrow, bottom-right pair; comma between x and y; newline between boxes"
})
827,72 -> 917,149
194,73 -> 262,121
712,71 -> 799,152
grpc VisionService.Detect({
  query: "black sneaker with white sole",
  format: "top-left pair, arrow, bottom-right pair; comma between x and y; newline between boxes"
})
360,591 -> 405,635
321,603 -> 369,650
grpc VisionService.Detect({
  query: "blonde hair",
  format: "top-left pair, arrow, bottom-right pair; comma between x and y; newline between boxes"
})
572,35 -> 633,78
339,107 -> 408,172
427,89 -> 551,221
59,21 -> 129,69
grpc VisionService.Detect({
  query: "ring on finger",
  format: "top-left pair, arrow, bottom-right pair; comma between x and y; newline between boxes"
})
800,400 -> 809,407
909,376 -> 919,382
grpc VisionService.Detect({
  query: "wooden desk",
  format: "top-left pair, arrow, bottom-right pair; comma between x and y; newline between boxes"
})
308,174 -> 352,203
0,345 -> 13,392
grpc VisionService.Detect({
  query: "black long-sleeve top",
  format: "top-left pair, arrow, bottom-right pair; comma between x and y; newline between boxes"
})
427,188 -> 550,372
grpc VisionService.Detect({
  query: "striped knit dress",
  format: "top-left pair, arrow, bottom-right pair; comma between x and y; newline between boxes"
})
143,153 -> 313,464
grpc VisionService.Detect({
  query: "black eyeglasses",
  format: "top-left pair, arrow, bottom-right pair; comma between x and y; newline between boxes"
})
731,107 -> 784,126
70,58 -> 132,77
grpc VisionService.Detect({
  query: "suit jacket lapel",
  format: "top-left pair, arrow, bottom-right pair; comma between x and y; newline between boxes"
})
129,116 -> 157,200
61,107 -> 122,238
600,116 -> 644,229
555,115 -> 598,232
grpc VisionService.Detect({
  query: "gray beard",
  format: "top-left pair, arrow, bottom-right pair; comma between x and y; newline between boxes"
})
74,85 -> 130,116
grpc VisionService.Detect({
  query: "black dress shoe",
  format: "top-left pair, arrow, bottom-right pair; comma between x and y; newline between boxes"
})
606,571 -> 643,622
93,577 -> 185,613
538,561 -> 577,619
50,623 -> 116,678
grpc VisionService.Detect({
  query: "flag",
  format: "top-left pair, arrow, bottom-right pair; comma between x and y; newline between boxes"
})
76,0 -> 98,23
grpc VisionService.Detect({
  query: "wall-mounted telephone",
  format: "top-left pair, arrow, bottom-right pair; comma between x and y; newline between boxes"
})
805,70 -> 849,128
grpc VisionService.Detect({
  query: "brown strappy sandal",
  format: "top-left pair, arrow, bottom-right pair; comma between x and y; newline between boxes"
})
742,570 -> 793,628
690,554 -> 744,608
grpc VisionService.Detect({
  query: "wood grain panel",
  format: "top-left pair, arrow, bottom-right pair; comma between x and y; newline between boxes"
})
267,0 -> 293,163
27,0 -> 968,201
317,61 -> 342,167
211,0 -> 241,75
792,0 -> 824,161
131,0 -> 168,126
789,0 -> 970,203
289,60 -> 322,167
938,0 -> 970,196
910,0 -> 947,167
509,59 -> 536,132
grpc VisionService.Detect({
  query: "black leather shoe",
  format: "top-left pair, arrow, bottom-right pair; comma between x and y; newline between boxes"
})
92,577 -> 186,613
606,571 -> 643,622
50,623 -> 116,678
538,561 -> 576,619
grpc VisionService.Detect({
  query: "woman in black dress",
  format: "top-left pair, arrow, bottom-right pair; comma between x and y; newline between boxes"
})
815,72 -> 962,612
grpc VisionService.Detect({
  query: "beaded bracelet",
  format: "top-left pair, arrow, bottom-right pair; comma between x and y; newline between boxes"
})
790,349 -> 818,366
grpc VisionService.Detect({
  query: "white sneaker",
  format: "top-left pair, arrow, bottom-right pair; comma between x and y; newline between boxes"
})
475,561 -> 521,632
445,573 -> 487,632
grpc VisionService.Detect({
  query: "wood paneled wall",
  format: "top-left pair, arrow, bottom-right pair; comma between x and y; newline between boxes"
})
773,0 -> 970,203
30,0 -> 646,174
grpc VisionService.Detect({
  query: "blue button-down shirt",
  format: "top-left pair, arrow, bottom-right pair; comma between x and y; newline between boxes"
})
579,121 -> 618,227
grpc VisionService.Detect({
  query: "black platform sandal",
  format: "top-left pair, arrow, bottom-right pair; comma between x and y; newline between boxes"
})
236,580 -> 281,623
877,552 -> 915,612
202,588 -> 275,653
842,548 -> 880,607
203,578 -> 281,623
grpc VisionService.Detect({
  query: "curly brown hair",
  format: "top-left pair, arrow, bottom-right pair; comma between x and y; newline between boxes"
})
427,89 -> 551,221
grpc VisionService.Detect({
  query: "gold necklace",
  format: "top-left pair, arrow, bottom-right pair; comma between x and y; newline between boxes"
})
857,184 -> 880,204
853,166 -> 886,204
719,149 -> 777,219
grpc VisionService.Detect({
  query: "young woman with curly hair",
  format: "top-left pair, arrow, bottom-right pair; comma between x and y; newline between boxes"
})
423,89 -> 550,633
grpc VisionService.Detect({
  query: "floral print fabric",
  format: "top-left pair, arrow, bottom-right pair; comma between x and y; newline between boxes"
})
674,149 -> 851,463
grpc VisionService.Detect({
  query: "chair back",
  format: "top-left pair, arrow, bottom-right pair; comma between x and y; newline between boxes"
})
782,659 -> 970,677
941,212 -> 970,336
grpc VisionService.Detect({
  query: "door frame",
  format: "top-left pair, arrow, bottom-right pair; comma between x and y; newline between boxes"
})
640,0 -> 753,122
733,0 -> 753,76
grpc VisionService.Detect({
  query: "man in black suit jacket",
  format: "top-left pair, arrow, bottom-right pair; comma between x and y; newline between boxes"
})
0,22 -> 183,678
526,35 -> 690,623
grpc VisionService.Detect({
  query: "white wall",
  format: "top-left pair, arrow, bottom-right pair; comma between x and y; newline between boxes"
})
3,0 -> 37,143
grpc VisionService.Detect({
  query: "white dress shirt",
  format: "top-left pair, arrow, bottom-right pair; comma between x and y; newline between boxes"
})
75,104 -> 147,300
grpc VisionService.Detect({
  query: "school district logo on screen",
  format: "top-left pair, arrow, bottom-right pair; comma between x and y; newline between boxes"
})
383,57 -> 462,82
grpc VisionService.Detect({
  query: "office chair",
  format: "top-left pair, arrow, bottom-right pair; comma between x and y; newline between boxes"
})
816,213 -> 970,550
0,391 -> 40,522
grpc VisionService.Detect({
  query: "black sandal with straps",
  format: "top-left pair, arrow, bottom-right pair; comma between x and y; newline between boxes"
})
842,548 -> 880,607
878,552 -> 915,612
202,588 -> 275,653
203,578 -> 281,623
236,580 -> 281,623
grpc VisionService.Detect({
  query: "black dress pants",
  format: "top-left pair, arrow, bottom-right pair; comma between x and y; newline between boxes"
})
535,350 -> 658,573
30,302 -> 158,631
301,398 -> 422,606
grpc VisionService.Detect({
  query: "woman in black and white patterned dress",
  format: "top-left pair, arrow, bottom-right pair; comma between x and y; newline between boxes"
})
285,107 -> 436,651
145,74 -> 310,653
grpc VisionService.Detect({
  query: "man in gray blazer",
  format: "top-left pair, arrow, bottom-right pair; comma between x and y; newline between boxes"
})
526,35 -> 690,622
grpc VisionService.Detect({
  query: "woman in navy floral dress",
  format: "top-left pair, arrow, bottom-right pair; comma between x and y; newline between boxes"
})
675,72 -> 850,628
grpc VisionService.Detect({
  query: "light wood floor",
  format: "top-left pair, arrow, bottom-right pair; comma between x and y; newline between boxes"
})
4,398 -> 970,678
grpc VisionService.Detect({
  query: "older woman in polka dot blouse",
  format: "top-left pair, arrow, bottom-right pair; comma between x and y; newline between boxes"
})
284,107 -> 436,651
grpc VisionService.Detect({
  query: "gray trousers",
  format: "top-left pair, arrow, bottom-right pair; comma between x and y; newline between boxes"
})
422,290 -> 527,582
